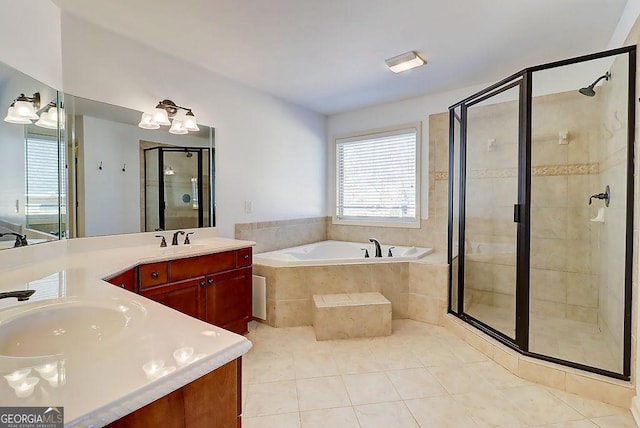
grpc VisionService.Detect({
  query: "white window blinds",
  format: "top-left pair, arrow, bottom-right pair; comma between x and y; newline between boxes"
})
336,127 -> 418,224
25,136 -> 61,217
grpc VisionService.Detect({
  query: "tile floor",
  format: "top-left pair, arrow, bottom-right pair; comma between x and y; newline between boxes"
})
467,303 -> 621,373
241,319 -> 636,428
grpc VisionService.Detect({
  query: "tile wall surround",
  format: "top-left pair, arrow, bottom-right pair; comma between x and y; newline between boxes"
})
253,256 -> 449,329
235,217 -> 327,254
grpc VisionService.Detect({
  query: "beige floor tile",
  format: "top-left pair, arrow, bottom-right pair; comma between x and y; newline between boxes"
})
354,401 -> 418,428
535,421 -> 598,427
369,345 -> 423,370
296,376 -> 351,411
546,388 -> 631,418
244,353 -> 295,384
504,385 -> 583,425
300,407 -> 360,428
243,412 -> 301,428
589,414 -> 638,428
469,360 -> 531,388
385,368 -> 448,399
244,380 -> 299,417
446,341 -> 491,363
417,343 -> 464,367
342,372 -> 401,405
334,349 -> 384,374
405,396 -> 478,427
452,389 -> 529,427
294,352 -> 340,379
428,363 -> 490,394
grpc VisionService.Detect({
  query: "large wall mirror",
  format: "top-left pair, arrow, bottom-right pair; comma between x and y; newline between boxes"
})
0,59 -> 215,250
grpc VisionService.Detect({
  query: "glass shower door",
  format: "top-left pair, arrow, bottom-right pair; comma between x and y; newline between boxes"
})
162,150 -> 200,231
461,82 -> 522,340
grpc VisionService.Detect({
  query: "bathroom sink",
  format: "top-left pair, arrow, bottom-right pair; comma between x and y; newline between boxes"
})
0,299 -> 142,357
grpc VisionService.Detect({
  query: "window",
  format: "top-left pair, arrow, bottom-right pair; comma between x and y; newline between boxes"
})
25,134 -> 65,230
334,125 -> 420,227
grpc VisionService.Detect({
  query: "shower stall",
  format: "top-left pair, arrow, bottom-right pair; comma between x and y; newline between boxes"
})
144,146 -> 212,232
448,46 -> 635,379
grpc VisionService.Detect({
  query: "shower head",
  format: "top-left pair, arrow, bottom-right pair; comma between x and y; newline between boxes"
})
578,72 -> 611,97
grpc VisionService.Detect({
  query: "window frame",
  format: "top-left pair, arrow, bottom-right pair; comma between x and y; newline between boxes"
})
331,123 -> 421,228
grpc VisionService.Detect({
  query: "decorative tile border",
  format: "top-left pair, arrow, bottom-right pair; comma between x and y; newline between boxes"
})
435,162 -> 600,181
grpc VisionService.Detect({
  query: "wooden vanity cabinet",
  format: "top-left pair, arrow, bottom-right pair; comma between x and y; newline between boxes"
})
105,268 -> 137,292
140,277 -> 204,320
135,248 -> 253,334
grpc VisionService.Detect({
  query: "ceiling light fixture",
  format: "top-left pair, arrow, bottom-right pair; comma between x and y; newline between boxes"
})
138,99 -> 199,134
385,51 -> 426,73
4,92 -> 41,124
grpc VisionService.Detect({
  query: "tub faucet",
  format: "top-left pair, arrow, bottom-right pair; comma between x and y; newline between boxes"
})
0,233 -> 28,248
0,290 -> 35,301
171,230 -> 185,246
369,238 -> 382,258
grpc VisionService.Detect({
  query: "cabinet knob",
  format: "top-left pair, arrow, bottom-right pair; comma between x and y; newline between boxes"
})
151,272 -> 159,278
120,284 -> 126,288
208,279 -> 214,284
243,254 -> 249,260
200,281 -> 206,286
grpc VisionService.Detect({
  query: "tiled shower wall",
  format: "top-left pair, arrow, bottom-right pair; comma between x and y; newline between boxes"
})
597,53 -> 630,355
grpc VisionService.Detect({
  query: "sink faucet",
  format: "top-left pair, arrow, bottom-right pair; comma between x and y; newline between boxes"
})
171,230 -> 185,246
369,238 -> 382,258
0,290 -> 35,301
0,233 -> 28,248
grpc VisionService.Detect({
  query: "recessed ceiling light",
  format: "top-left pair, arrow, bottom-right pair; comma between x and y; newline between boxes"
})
385,51 -> 426,73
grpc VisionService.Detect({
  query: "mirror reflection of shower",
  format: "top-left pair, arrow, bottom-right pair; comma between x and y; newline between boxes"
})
578,72 -> 610,96
144,146 -> 211,231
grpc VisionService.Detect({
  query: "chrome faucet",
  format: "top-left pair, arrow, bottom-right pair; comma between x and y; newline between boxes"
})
0,290 -> 35,301
369,238 -> 382,258
171,230 -> 185,246
0,233 -> 28,248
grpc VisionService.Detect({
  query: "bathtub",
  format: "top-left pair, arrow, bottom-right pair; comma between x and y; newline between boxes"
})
253,240 -> 432,267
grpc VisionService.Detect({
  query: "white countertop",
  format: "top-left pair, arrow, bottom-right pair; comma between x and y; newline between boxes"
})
0,236 -> 254,427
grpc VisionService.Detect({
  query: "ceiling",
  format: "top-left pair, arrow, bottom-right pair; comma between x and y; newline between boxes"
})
52,0 -> 629,115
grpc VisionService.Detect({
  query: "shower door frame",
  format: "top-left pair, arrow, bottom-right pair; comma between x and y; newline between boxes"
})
448,45 -> 636,380
144,146 -> 213,231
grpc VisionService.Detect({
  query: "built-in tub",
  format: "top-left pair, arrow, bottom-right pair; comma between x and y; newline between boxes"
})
252,240 -> 438,328
254,240 -> 432,267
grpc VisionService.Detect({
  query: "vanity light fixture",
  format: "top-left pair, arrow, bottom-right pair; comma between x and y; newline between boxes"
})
35,103 -> 65,130
138,99 -> 200,134
385,51 -> 426,73
4,92 -> 40,124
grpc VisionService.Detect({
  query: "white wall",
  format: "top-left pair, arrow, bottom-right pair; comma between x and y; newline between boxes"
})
60,13 -> 326,238
0,0 -> 62,89
327,84 -> 488,220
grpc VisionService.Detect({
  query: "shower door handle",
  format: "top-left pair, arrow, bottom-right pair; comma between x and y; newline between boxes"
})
513,204 -> 521,223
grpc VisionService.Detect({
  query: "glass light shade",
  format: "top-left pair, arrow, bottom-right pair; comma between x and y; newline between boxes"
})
138,112 -> 160,130
182,113 -> 199,131
35,111 -> 57,129
13,100 -> 39,120
151,107 -> 171,126
4,107 -> 32,124
169,119 -> 188,135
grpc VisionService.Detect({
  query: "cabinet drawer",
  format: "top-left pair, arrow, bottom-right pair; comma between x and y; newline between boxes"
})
236,248 -> 252,267
169,251 -> 236,282
140,262 -> 168,288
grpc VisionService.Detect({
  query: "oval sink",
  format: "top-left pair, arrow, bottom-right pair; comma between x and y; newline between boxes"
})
0,300 -> 142,357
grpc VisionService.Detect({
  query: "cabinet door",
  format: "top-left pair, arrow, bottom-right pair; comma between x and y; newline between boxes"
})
204,267 -> 252,334
141,277 -> 204,320
106,268 -> 137,292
